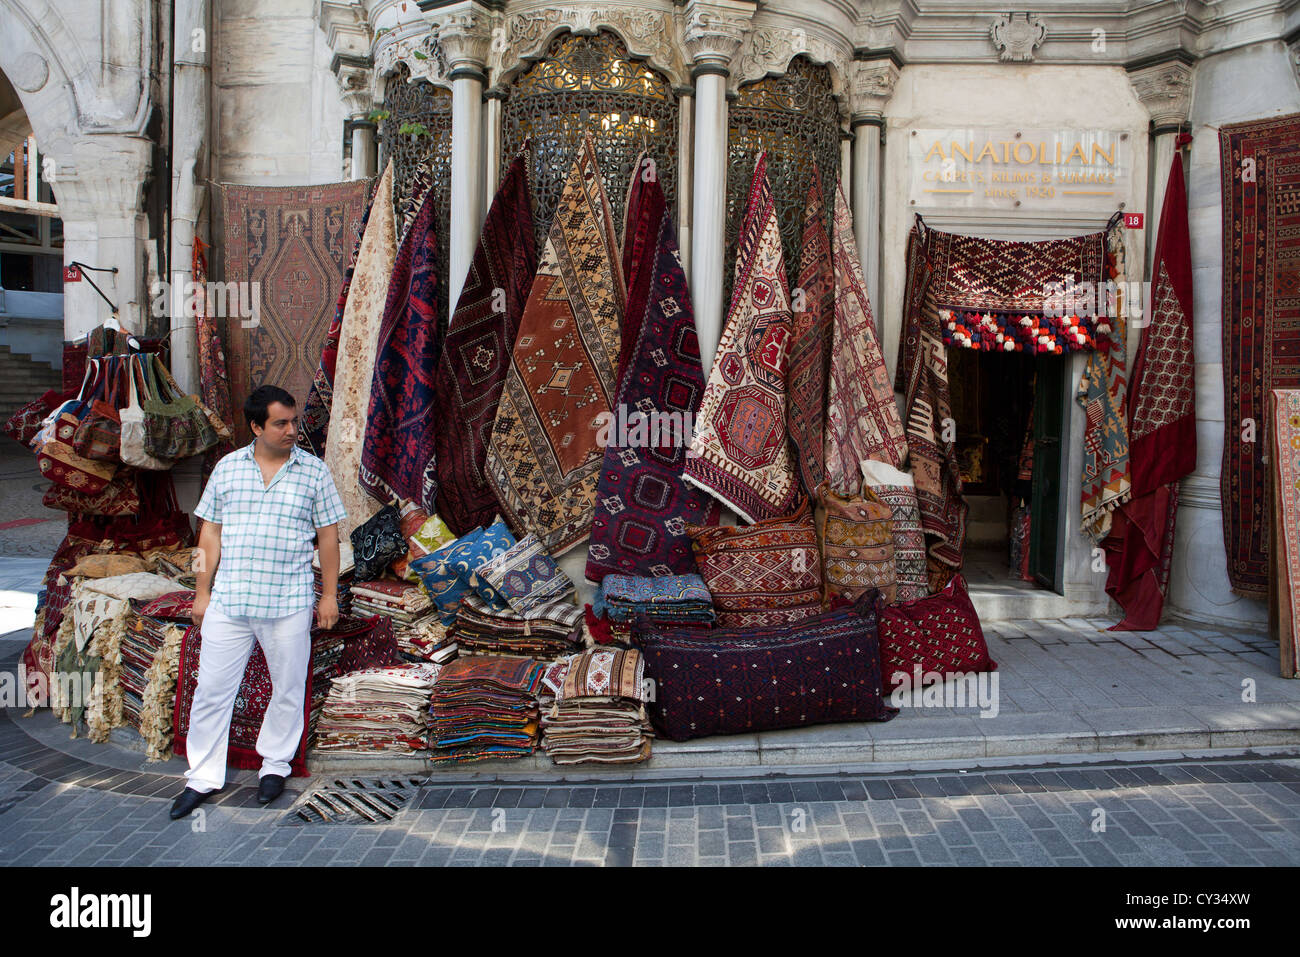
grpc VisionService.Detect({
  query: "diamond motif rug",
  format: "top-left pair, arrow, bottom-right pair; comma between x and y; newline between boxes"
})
825,178 -> 907,493
1103,145 -> 1196,630
218,178 -> 369,446
787,169 -> 833,498
586,155 -> 720,582
433,150 -> 537,536
360,183 -> 445,512
685,152 -> 801,523
485,134 -> 625,555
1220,113 -> 1300,596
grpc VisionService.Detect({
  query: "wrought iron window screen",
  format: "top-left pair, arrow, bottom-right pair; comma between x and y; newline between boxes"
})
725,56 -> 841,306
501,30 -> 679,251
381,63 -> 454,319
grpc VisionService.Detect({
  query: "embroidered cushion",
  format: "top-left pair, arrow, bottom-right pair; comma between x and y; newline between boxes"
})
350,504 -> 407,582
876,574 -> 996,688
471,533 -> 574,614
411,517 -> 516,624
686,499 -> 822,627
815,481 -> 896,604
861,460 -> 929,603
637,601 -> 896,741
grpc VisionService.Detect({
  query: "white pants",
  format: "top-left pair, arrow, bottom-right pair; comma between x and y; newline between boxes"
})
183,605 -> 313,792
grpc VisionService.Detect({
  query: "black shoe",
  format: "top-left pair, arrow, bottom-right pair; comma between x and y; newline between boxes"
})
257,774 -> 286,805
169,787 -> 216,820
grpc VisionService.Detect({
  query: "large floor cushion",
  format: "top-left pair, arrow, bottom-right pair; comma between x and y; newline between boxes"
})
876,573 -> 996,688
637,601 -> 896,741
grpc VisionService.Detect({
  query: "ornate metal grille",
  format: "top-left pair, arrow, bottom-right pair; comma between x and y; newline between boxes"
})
501,30 -> 679,250
381,63 -> 453,317
725,57 -> 842,304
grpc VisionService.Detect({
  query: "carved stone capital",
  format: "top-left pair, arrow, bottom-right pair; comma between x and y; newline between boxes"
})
332,54 -> 376,118
683,1 -> 755,69
435,2 -> 494,75
990,12 -> 1047,62
849,59 -> 899,121
1128,60 -> 1194,128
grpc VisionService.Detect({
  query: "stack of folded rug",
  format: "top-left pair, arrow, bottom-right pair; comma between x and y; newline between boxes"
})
428,656 -> 544,763
396,618 -> 459,664
541,647 -> 652,765
120,591 -> 192,760
314,543 -> 354,616
450,593 -> 584,659
314,661 -> 442,755
590,574 -> 716,643
349,579 -> 439,652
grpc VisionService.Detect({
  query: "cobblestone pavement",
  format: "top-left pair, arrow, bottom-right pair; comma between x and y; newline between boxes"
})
3,685 -> 1299,867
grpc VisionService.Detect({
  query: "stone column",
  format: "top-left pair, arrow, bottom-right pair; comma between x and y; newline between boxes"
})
677,89 -> 694,285
684,1 -> 753,373
349,121 -> 377,179
839,130 -> 851,203
484,89 -> 505,203
849,59 -> 899,326
439,4 -> 492,323
1129,59 -> 1194,274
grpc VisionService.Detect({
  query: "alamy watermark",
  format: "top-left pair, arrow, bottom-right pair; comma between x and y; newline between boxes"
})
593,404 -> 700,456
150,274 -> 261,328
889,666 -> 1000,718
1,665 -> 101,712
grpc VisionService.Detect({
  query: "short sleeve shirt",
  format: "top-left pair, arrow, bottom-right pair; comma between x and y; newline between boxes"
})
195,442 -> 346,618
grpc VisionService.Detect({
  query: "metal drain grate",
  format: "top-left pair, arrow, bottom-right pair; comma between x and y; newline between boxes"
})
281,778 -> 422,826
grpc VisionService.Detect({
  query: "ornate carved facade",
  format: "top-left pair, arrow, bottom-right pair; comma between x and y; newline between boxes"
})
724,56 -> 841,302
500,29 -> 681,249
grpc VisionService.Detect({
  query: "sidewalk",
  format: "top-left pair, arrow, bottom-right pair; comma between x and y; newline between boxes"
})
2,546 -> 1297,781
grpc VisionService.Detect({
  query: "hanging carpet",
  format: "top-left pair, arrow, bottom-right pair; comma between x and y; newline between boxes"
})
685,152 -> 801,523
433,149 -> 538,536
1103,144 -> 1196,630
585,154 -> 720,583
1219,113 -> 1300,597
299,181 -> 376,458
218,178 -> 369,446
485,133 -> 626,555
360,184 -> 445,512
323,162 -> 397,540
787,168 -> 834,498
1271,389 -> 1300,676
825,178 -> 908,493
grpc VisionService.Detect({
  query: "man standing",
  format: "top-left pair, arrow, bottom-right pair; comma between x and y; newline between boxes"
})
169,385 -> 346,820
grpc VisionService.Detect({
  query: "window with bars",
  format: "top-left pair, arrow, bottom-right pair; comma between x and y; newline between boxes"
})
380,62 -> 453,318
725,56 -> 842,305
500,29 -> 679,251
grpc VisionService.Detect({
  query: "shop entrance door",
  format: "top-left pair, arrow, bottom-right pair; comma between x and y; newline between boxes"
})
1027,356 -> 1066,592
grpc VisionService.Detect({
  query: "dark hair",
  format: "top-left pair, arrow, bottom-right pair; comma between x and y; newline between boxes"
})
244,385 -> 296,430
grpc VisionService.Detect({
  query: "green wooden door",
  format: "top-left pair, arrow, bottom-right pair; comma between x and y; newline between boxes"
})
1028,356 -> 1066,592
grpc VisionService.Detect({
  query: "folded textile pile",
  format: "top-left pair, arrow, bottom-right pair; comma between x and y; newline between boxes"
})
541,648 -> 652,765
429,656 -> 543,763
450,592 -> 583,659
398,618 -> 458,664
591,574 -> 715,643
314,542 -> 354,616
314,661 -> 441,755
120,603 -> 188,760
349,579 -> 439,654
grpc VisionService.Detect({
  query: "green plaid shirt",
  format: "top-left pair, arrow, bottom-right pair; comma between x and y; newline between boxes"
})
195,442 -> 347,618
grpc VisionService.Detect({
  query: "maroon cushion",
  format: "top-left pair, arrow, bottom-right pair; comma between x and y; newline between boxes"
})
876,574 -> 996,688
637,601 -> 896,742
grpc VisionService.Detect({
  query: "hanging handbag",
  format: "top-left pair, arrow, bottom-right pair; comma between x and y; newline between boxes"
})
43,467 -> 141,516
72,356 -> 126,462
350,505 -> 407,582
36,360 -> 119,494
120,355 -> 175,470
154,359 -> 232,443
140,355 -> 218,460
